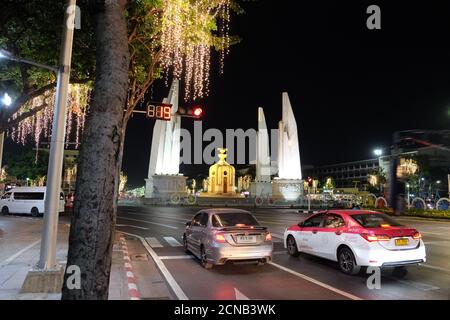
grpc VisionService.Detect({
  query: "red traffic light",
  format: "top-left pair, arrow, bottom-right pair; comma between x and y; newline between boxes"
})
193,107 -> 203,117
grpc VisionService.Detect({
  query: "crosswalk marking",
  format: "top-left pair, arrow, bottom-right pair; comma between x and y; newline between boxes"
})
164,237 -> 182,247
271,233 -> 283,243
145,237 -> 163,248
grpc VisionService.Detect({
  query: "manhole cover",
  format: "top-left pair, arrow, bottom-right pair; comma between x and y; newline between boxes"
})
131,254 -> 148,261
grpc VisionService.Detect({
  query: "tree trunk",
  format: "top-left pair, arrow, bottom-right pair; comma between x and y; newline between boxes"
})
62,0 -> 129,300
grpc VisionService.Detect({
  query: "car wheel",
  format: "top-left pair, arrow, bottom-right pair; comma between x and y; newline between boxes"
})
183,235 -> 189,254
1,206 -> 9,216
392,266 -> 408,278
338,247 -> 361,275
200,245 -> 213,269
286,235 -> 300,257
31,207 -> 39,217
256,259 -> 267,266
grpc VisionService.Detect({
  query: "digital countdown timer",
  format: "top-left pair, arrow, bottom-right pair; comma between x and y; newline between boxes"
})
146,104 -> 172,121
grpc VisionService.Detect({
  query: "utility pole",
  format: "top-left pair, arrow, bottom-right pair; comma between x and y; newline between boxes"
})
0,132 -> 4,170
38,0 -> 77,270
21,0 -> 77,293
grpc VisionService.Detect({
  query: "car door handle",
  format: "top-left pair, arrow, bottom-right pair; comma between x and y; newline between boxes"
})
312,230 -> 318,234
335,230 -> 342,235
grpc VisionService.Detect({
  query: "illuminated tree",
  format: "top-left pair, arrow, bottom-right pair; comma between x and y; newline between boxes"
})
0,1 -> 95,137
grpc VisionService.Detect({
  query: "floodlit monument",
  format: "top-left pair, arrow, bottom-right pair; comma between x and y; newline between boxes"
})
206,148 -> 236,196
272,92 -> 303,201
250,107 -> 273,197
145,80 -> 187,198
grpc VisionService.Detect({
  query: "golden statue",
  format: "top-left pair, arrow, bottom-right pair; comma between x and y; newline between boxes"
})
207,148 -> 236,195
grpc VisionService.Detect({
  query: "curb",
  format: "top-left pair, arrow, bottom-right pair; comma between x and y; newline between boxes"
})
120,235 -> 140,300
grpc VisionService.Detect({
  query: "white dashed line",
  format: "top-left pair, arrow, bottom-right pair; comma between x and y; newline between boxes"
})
145,237 -> 163,248
164,237 -> 182,247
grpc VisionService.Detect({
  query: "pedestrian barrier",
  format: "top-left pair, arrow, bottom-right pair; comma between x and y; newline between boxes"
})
436,198 -> 450,211
375,197 -> 388,209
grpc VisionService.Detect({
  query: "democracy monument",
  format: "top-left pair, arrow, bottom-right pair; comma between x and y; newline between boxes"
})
144,80 -> 303,202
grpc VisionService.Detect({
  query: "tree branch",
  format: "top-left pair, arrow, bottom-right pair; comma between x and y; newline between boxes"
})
5,102 -> 49,130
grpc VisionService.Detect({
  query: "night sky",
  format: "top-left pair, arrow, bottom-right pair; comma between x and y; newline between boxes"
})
122,1 -> 450,187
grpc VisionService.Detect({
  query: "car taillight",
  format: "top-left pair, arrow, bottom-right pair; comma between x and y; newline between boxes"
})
412,232 -> 422,240
360,233 -> 390,242
265,233 -> 272,241
214,233 -> 227,243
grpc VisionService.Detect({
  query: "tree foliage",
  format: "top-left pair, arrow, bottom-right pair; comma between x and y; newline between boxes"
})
0,0 -> 95,132
3,150 -> 48,181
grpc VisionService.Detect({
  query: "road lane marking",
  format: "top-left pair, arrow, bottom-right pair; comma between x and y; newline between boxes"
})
116,224 -> 149,230
159,255 -> 193,260
424,241 -> 450,247
118,217 -> 178,229
388,278 -> 440,291
421,231 -> 445,236
420,264 -> 450,273
164,237 -> 182,247
122,231 -> 189,300
235,288 -> 250,300
268,262 -> 363,300
270,233 -> 284,243
119,212 -> 188,223
145,237 -> 163,248
0,240 -> 41,268
258,220 -> 290,226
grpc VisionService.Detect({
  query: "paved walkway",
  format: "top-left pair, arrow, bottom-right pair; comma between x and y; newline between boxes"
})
0,215 -> 168,300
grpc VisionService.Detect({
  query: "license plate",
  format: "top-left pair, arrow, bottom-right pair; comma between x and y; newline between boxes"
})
395,238 -> 409,246
237,236 -> 256,243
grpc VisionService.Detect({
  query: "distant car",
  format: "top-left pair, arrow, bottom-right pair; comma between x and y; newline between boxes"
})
0,187 -> 65,217
183,209 -> 273,269
284,210 -> 426,276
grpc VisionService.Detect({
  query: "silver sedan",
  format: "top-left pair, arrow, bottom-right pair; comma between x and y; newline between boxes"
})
183,208 -> 273,269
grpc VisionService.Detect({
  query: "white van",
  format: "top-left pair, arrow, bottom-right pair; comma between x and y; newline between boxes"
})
0,187 -> 65,217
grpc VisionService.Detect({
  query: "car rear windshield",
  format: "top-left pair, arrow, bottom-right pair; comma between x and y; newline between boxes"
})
212,212 -> 259,227
350,213 -> 403,228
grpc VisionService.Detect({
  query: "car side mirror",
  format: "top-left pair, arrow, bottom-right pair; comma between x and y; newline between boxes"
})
186,221 -> 191,227
298,222 -> 304,227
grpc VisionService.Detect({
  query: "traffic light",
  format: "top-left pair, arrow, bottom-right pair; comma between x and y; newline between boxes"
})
177,105 -> 203,119
192,106 -> 203,117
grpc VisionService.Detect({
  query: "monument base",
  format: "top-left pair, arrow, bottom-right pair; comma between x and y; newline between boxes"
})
250,181 -> 272,197
145,175 -> 188,199
272,179 -> 304,201
21,266 -> 64,293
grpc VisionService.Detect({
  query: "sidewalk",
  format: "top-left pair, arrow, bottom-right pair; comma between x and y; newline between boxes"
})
0,215 -> 172,300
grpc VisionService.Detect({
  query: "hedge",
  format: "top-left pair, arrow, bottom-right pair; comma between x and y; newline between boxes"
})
364,207 -> 450,220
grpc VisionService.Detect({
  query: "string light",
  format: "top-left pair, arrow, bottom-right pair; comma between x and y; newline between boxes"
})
160,0 -> 231,101
7,84 -> 90,150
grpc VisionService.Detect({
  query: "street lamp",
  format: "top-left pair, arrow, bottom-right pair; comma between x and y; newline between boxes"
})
0,49 -> 58,73
373,149 -> 383,157
1,93 -> 12,107
0,92 -> 13,171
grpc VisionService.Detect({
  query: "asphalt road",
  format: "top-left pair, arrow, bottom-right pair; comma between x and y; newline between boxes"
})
116,205 -> 450,300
